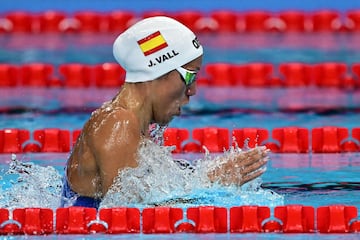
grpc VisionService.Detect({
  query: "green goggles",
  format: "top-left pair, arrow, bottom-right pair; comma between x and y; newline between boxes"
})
176,66 -> 198,86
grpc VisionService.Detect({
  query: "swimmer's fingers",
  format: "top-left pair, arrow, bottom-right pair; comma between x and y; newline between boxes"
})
236,150 -> 269,186
240,156 -> 268,176
235,146 -> 269,168
246,146 -> 269,159
241,167 -> 266,185
221,155 -> 268,186
209,146 -> 269,186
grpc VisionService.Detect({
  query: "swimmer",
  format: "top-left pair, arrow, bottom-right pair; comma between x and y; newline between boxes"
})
62,16 -> 269,208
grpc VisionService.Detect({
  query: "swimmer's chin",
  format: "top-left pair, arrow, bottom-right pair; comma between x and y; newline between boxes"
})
172,111 -> 182,119
161,111 -> 181,124
176,108 -> 182,116
170,110 -> 182,119
164,115 -> 178,124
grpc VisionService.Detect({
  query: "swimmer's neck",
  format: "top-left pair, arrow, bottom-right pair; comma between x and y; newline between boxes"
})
111,83 -> 153,136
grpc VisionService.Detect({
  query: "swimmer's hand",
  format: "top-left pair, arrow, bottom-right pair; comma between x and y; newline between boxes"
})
208,146 -> 269,186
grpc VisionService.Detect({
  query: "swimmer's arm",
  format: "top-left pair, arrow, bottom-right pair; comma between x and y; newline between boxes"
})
90,112 -> 140,197
206,146 -> 269,186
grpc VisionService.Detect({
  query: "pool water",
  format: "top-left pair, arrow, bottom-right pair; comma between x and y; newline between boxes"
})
1,32 -> 360,237
2,34 -> 360,64
1,152 -> 359,209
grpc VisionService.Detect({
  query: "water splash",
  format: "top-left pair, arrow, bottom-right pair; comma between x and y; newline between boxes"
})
0,154 -> 62,209
149,123 -> 167,145
101,140 -> 198,207
100,126 -> 283,208
0,128 -> 283,209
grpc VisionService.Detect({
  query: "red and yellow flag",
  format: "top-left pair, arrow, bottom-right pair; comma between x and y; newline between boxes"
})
137,31 -> 168,56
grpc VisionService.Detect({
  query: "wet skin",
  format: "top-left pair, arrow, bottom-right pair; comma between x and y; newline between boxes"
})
66,55 -> 269,199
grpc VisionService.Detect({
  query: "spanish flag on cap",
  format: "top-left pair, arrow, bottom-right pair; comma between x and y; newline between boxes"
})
137,31 -> 168,56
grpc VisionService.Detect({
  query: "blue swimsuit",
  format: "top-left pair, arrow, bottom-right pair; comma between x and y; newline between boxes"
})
61,176 -> 102,209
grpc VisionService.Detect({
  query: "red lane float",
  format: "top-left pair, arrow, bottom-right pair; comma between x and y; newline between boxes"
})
210,10 -> 239,33
3,10 -> 360,33
0,129 -> 30,153
107,11 -> 136,33
37,10 -> 67,33
1,62 -> 360,88
33,129 -> 71,152
56,207 -> 100,234
232,128 -> 269,149
312,62 -> 351,88
59,63 -> 92,87
163,128 -> 189,153
202,62 -> 359,88
232,127 -> 309,153
278,10 -> 307,32
347,10 -> 360,31
99,208 -> 140,234
0,208 -> 53,235
142,207 -> 183,233
22,129 -> 70,153
172,10 -> 206,33
242,11 -> 272,32
72,11 -> 105,33
183,127 -> 229,153
56,207 -> 140,234
20,63 -> 56,87
1,127 -> 360,153
186,206 -> 227,233
230,205 -> 270,232
0,64 -> 18,87
271,127 -> 309,153
205,62 -> 234,86
312,127 -> 360,153
4,11 -> 34,33
278,62 -> 312,86
240,62 -> 278,87
93,62 -> 126,87
0,128 -> 72,153
274,205 -> 315,233
317,205 -> 359,233
0,205 -> 357,235
311,10 -> 342,32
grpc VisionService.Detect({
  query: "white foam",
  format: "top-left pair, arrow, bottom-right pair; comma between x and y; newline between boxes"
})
100,139 -> 283,208
0,154 -> 62,209
0,128 -> 284,209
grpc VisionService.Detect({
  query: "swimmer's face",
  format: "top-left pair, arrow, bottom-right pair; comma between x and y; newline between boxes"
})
152,55 -> 203,125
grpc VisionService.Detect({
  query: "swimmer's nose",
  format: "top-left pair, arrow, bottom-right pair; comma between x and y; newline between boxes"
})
186,82 -> 197,96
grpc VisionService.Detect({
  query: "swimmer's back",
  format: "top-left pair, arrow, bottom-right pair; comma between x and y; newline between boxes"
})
66,102 -> 142,198
66,113 -> 101,198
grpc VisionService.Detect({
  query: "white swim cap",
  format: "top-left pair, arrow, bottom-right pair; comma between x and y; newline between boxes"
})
113,16 -> 203,83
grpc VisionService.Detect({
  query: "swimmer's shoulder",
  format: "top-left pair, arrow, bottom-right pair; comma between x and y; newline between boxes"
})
89,104 -> 137,124
85,106 -> 140,138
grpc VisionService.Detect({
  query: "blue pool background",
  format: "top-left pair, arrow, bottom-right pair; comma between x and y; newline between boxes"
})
2,0 -> 360,12
1,0 -> 360,238
1,27 -> 360,210
1,33 -> 360,131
